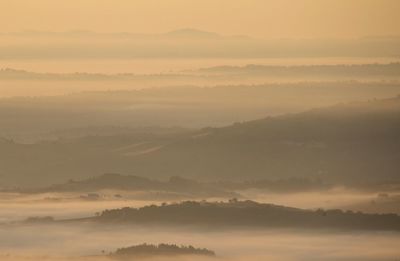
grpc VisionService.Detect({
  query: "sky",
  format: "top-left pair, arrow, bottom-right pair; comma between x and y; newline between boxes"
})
1,0 -> 400,38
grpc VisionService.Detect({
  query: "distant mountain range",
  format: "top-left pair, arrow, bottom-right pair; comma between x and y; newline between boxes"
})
1,29 -> 400,59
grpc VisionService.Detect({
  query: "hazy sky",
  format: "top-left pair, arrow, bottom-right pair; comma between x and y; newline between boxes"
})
1,0 -> 400,38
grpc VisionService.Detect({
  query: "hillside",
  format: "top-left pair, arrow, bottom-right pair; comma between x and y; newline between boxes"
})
1,96 -> 399,187
124,95 -> 400,184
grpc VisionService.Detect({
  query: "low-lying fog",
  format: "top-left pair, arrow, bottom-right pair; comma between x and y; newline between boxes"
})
1,187 -> 399,224
1,184 -> 400,258
0,192 -> 158,223
1,223 -> 400,261
1,187 -> 400,260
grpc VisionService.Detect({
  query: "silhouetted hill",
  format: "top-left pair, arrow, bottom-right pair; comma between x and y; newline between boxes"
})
95,200 -> 400,231
110,243 -> 216,258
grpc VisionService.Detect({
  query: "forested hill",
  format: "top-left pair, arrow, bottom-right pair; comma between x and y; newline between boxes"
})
96,200 -> 400,231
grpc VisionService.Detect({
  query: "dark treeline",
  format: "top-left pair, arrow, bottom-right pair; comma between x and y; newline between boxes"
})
97,200 -> 400,231
110,243 -> 216,258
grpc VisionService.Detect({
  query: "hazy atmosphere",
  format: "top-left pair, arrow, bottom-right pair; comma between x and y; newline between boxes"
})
2,0 -> 400,38
1,1 -> 400,260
